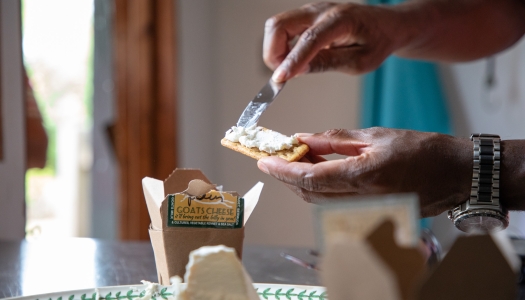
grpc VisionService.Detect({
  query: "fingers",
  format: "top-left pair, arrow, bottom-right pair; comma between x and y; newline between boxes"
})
304,152 -> 327,164
296,129 -> 369,156
263,8 -> 317,71
272,17 -> 343,82
283,182 -> 359,204
258,156 -> 360,193
308,46 -> 381,75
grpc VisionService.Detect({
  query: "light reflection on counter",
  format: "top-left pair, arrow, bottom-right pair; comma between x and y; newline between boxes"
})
21,239 -> 97,295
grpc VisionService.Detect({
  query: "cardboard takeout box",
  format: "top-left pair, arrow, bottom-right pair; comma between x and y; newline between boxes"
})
142,168 -> 262,284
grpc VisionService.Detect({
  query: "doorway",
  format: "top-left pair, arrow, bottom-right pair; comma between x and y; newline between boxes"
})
22,0 -> 94,238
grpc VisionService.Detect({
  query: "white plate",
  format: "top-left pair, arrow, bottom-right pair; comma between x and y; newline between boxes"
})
3,283 -> 327,300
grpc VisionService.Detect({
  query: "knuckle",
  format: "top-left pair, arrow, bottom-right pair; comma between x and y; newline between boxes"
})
366,126 -> 385,136
301,27 -> 322,44
264,16 -> 281,30
324,128 -> 350,138
300,172 -> 322,192
359,127 -> 380,139
324,6 -> 344,21
301,2 -> 335,12
262,54 -> 277,70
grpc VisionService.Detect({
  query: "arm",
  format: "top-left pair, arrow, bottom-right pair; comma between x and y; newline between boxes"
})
394,0 -> 525,62
264,0 -> 525,82
256,128 -> 525,217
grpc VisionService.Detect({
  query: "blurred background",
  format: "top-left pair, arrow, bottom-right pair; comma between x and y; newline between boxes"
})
1,0 -> 525,251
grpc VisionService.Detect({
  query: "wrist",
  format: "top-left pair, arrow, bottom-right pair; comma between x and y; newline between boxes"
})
444,135 -> 473,207
500,140 -> 525,210
416,133 -> 471,216
448,134 -> 510,232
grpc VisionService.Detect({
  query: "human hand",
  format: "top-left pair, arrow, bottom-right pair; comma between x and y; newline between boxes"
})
263,2 -> 409,82
257,128 -> 472,217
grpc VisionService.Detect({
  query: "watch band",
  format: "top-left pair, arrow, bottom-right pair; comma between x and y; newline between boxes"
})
470,133 -> 500,205
447,133 -> 508,232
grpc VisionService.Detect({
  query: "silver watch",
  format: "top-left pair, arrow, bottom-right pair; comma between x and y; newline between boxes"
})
447,133 -> 509,232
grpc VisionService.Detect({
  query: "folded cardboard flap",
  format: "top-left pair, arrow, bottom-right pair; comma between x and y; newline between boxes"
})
416,233 -> 519,300
164,169 -> 211,195
142,177 -> 165,230
314,194 -> 420,251
316,193 -> 521,300
322,232 -> 400,300
142,168 -> 263,285
143,168 -> 262,230
365,220 -> 426,300
321,219 -> 425,300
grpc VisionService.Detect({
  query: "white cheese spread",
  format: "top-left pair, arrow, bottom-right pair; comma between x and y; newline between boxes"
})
138,281 -> 160,300
225,125 -> 298,153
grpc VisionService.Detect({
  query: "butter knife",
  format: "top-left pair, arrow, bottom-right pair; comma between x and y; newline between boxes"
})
236,79 -> 285,128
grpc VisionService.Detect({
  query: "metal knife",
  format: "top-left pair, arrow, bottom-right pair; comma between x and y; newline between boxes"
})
236,79 -> 285,128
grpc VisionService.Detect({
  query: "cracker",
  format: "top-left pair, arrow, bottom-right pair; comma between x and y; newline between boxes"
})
221,135 -> 309,162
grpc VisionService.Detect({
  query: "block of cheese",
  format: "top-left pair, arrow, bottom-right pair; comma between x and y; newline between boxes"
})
178,245 -> 259,300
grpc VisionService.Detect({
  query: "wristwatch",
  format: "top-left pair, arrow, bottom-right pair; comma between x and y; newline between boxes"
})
447,133 -> 509,232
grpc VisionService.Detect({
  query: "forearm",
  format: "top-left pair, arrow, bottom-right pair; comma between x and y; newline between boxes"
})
391,0 -> 525,62
501,140 -> 525,210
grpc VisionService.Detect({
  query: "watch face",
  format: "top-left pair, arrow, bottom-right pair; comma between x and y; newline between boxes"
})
457,215 -> 505,232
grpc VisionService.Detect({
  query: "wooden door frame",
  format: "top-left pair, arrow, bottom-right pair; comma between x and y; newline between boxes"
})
113,0 -> 178,240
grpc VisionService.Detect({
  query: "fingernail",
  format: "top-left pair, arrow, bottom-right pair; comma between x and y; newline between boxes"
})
295,133 -> 314,137
272,67 -> 288,83
257,160 -> 269,174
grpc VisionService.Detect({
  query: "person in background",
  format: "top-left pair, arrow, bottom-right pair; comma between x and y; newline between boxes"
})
257,0 -> 525,218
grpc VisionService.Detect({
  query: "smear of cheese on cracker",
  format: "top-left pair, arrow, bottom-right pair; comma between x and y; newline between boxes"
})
224,125 -> 298,154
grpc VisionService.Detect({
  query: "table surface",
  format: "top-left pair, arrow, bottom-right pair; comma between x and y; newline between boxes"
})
0,239 -> 320,299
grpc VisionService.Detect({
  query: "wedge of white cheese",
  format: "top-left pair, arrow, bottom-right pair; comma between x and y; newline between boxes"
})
178,245 -> 259,300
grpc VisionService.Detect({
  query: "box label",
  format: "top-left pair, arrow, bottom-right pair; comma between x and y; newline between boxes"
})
167,191 -> 244,229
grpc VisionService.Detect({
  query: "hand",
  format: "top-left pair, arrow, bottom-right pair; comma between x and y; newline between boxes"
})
263,2 -> 408,82
264,0 -> 525,80
257,128 -> 472,217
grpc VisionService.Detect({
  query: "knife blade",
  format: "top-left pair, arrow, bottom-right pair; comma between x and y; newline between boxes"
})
236,79 -> 285,128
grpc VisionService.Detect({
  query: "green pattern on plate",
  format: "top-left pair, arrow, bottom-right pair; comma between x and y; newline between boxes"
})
18,284 -> 326,300
256,287 -> 327,300
99,288 -> 172,300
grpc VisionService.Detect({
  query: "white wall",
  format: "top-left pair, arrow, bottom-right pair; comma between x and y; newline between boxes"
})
443,39 -> 525,139
178,0 -> 360,247
0,0 -> 26,239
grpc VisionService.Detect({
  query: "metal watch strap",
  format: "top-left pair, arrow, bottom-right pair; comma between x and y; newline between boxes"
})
448,133 -> 508,232
470,133 -> 500,205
